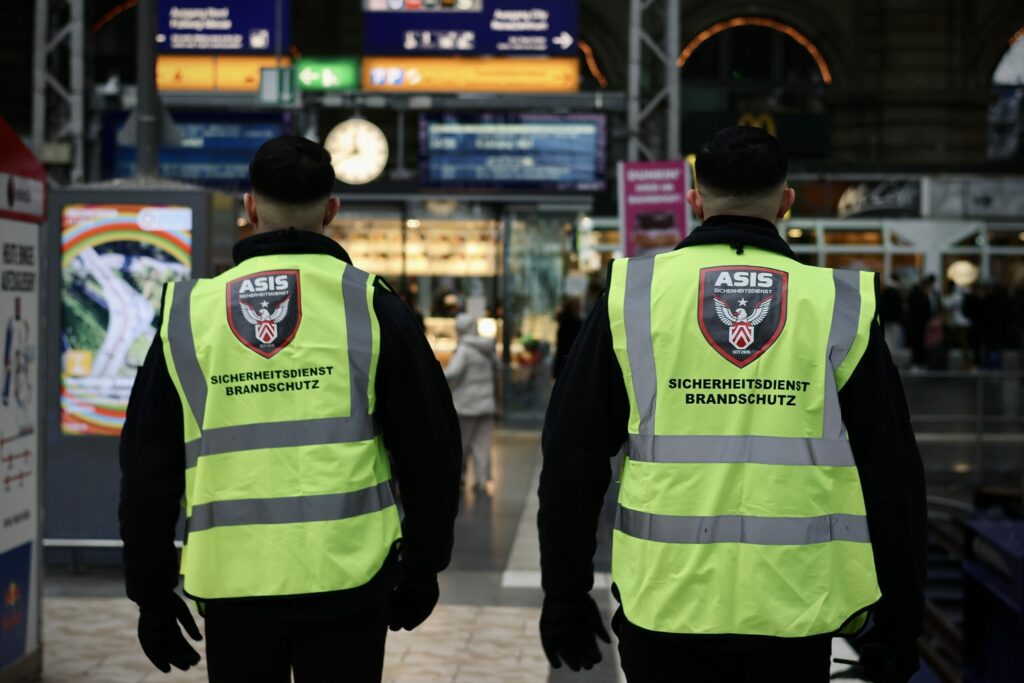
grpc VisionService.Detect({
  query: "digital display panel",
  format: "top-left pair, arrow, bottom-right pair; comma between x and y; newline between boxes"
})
107,112 -> 287,186
157,0 -> 291,53
60,205 -> 193,435
362,0 -> 578,55
419,113 -> 605,191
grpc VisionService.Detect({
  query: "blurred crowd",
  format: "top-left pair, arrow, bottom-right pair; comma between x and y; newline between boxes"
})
880,274 -> 1024,371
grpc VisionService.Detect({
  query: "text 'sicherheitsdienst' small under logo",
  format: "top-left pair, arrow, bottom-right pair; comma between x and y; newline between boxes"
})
698,266 -> 788,368
226,270 -> 302,358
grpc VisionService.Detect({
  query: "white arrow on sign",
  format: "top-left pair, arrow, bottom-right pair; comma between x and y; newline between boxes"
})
553,31 -> 574,50
298,67 -> 319,85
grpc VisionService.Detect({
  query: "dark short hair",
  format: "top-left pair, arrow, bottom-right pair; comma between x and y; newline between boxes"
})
695,126 -> 788,196
249,136 -> 335,204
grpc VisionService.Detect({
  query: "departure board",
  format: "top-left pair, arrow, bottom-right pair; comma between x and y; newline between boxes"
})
419,113 -> 605,191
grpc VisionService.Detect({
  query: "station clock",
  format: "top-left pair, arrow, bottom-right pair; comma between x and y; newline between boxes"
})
324,118 -> 389,185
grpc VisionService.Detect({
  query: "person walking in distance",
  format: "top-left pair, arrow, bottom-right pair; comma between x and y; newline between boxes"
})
444,313 -> 499,495
119,136 -> 462,682
538,127 -> 926,682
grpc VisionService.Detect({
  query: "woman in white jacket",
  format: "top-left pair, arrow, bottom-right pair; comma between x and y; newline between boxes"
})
444,314 -> 499,494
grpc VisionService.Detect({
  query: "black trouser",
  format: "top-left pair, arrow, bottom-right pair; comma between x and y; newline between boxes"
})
204,601 -> 389,683
617,618 -> 832,683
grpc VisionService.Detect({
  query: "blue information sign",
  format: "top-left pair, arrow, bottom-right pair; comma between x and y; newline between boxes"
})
106,112 -> 288,187
362,0 -> 578,55
157,0 -> 291,53
419,113 -> 605,191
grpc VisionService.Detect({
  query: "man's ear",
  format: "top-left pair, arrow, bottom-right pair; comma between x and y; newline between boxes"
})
323,196 -> 341,227
687,188 -> 705,222
243,193 -> 259,229
778,187 -> 796,219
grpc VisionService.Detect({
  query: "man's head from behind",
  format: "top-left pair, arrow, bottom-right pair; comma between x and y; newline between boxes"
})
244,136 -> 340,233
687,126 -> 795,224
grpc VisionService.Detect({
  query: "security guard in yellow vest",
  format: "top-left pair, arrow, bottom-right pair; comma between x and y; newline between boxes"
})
538,128 -> 926,682
120,137 -> 462,682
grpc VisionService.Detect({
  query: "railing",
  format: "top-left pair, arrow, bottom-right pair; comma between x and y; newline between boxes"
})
900,369 -> 1024,502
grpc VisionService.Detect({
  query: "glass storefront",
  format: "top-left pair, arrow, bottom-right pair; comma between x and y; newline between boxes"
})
326,198 -> 583,420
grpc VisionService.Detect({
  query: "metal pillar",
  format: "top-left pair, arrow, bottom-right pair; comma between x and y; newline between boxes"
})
626,0 -> 681,161
136,0 -> 160,177
31,0 -> 86,183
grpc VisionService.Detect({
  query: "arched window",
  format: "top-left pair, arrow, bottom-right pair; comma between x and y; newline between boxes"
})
678,18 -> 832,158
990,29 -> 1024,161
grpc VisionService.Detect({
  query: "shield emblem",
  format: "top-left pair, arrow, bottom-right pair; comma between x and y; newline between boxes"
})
226,270 -> 302,358
697,266 -> 788,368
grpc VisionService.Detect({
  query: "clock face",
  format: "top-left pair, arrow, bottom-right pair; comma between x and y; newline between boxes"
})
324,119 -> 389,185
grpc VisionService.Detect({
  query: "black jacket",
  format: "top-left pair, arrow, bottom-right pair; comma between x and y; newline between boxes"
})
538,215 -> 927,643
119,228 -> 462,619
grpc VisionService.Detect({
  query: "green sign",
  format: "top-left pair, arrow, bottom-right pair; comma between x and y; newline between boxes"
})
295,58 -> 359,91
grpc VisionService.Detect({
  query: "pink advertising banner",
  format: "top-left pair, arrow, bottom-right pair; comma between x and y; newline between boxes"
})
617,160 -> 690,258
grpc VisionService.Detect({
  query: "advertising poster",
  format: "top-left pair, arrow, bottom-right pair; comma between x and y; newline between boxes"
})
60,205 -> 192,435
618,160 -> 690,258
0,217 -> 39,668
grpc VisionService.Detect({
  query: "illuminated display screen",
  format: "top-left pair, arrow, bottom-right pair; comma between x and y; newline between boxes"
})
60,205 -> 193,436
157,0 -> 291,53
419,113 -> 605,191
362,0 -> 578,56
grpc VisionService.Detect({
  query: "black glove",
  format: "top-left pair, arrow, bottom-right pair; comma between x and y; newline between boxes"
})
855,631 -> 920,683
540,595 -> 611,672
389,566 -> 440,632
137,593 -> 202,673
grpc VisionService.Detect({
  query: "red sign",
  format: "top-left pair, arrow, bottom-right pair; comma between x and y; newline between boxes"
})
617,160 -> 689,258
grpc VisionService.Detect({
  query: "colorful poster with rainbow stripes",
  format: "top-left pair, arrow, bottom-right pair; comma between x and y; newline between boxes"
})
60,205 -> 192,436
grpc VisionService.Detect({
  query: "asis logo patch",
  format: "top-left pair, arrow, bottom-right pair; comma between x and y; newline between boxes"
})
226,270 -> 301,358
698,267 -> 788,368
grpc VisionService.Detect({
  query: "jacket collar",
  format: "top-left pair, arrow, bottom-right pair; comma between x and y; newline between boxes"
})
676,215 -> 797,260
233,228 -> 352,265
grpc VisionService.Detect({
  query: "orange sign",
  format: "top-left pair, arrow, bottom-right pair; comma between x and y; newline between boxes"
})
362,57 -> 579,93
156,55 -> 292,93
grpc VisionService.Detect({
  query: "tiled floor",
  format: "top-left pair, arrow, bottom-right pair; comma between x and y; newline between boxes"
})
41,599 -> 550,683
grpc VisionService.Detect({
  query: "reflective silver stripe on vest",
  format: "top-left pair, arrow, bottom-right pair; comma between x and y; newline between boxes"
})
615,506 -> 870,545
626,434 -> 854,467
187,481 -> 394,534
185,416 -> 379,469
824,270 -> 862,439
167,280 -> 207,429
175,265 -> 379,464
342,266 -> 373,419
624,258 -> 658,434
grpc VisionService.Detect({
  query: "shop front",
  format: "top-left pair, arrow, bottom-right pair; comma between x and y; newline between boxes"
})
327,194 -> 590,421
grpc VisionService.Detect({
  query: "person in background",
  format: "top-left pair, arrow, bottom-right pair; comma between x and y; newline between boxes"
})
553,296 -> 583,381
942,279 -> 973,369
445,313 -> 499,495
907,275 -> 935,370
879,276 -> 905,354
969,282 -> 1007,369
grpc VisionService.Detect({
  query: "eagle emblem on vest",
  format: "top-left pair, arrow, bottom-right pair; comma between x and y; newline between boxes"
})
240,296 -> 291,345
714,296 -> 773,351
226,270 -> 302,358
698,267 -> 788,368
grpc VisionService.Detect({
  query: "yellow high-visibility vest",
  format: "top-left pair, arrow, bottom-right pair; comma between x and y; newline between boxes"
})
162,253 -> 400,600
608,244 -> 880,636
